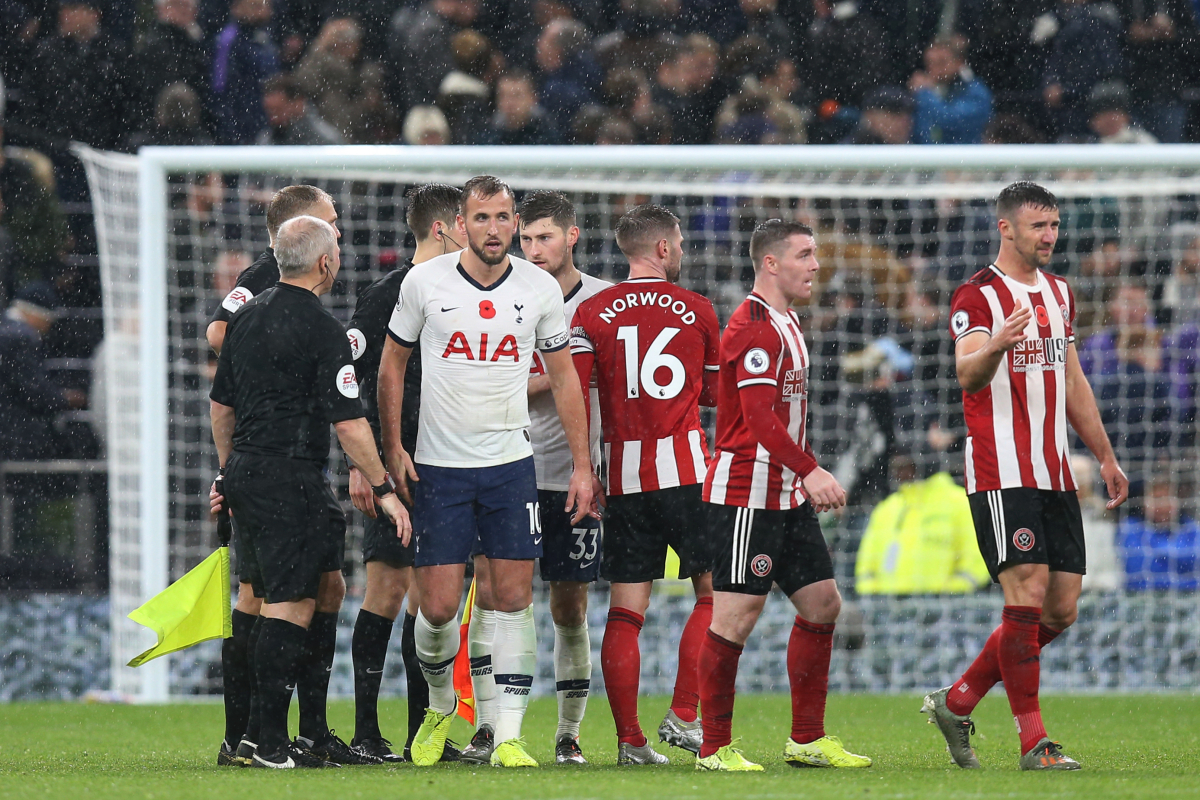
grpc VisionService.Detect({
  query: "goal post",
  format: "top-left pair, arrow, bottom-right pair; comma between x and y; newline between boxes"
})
79,143 -> 1200,702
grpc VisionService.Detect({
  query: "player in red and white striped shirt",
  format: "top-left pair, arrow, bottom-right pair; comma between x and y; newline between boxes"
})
570,204 -> 720,764
695,220 -> 870,772
922,182 -> 1128,773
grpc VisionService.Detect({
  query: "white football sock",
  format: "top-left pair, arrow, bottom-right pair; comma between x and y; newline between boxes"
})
554,620 -> 592,740
414,609 -> 459,716
492,605 -> 537,744
468,605 -> 497,731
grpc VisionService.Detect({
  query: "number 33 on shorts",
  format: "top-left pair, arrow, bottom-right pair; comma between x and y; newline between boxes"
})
569,526 -> 599,562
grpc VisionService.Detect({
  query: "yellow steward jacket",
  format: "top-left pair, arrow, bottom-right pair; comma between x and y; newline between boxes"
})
855,472 -> 991,594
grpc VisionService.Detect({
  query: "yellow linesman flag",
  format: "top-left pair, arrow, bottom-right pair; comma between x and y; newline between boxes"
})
126,547 -> 232,667
453,577 -> 477,725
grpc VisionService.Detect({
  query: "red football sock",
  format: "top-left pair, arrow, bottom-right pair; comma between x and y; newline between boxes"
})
602,607 -> 646,746
946,625 -> 1002,716
670,596 -> 713,723
788,616 -> 834,744
1038,623 -> 1062,648
998,605 -> 1047,754
697,629 -> 742,758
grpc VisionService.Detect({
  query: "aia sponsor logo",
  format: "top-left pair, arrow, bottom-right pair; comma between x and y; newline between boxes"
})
751,554 -> 772,578
442,332 -> 520,361
1013,528 -> 1035,552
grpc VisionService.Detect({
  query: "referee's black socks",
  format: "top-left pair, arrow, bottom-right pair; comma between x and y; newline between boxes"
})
221,609 -> 256,747
243,613 -> 264,745
352,609 -> 395,742
255,617 -> 308,756
401,611 -> 430,749
297,611 -> 338,742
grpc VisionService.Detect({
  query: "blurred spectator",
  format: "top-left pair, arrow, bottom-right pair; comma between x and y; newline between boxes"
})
805,0 -> 892,110
569,104 -> 610,144
1079,283 -> 1173,481
535,18 -> 602,134
0,283 -> 85,464
714,79 -> 806,143
1119,471 -> 1199,591
651,34 -> 726,144
891,286 -> 961,456
402,105 -> 451,145
1162,223 -> 1200,325
124,82 -> 215,149
603,66 -> 672,143
0,95 -> 69,294
594,116 -> 637,144
1087,80 -> 1159,143
211,0 -> 279,144
957,0 -> 1054,126
438,29 -> 499,144
388,0 -> 480,111
131,0 -> 210,136
1041,0 -> 1125,137
593,0 -> 682,75
909,35 -> 993,144
983,112 -> 1047,143
855,457 -> 991,594
1074,237 -> 1123,336
256,74 -> 345,145
843,86 -> 914,144
1117,0 -> 1199,143
294,17 -> 397,144
481,69 -> 561,145
737,0 -> 793,60
1072,454 -> 1121,591
20,1 -> 130,150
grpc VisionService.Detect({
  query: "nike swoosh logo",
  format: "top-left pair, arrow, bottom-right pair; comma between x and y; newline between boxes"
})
580,560 -> 595,569
440,306 -> 460,313
285,684 -> 297,691
533,536 -> 542,545
325,666 -> 332,672
365,668 -> 384,675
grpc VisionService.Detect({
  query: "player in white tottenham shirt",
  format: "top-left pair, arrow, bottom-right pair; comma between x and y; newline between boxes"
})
377,176 -> 596,769
459,191 -> 610,766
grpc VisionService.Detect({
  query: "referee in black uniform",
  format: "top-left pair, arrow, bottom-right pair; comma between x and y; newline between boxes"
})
208,185 -> 349,765
345,183 -> 464,761
211,215 -> 410,770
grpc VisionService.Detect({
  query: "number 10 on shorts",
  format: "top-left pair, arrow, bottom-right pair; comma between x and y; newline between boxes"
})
527,501 -> 542,542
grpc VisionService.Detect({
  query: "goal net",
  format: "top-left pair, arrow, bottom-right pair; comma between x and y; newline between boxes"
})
78,144 -> 1200,701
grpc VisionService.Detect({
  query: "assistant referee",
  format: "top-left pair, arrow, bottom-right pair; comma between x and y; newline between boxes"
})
210,216 -> 410,770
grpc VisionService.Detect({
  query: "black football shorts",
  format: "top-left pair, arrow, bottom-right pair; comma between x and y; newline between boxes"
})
967,487 -> 1086,581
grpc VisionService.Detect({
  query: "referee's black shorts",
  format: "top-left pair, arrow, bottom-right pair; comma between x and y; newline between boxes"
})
224,452 -> 346,603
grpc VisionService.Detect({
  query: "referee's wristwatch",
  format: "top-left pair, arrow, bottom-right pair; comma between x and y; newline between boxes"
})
372,473 -> 397,498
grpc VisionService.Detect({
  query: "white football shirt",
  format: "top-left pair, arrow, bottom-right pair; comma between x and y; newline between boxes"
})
387,251 -> 569,468
528,273 -> 611,491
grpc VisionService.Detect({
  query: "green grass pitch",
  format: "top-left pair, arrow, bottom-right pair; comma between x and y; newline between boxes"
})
1,694 -> 1197,799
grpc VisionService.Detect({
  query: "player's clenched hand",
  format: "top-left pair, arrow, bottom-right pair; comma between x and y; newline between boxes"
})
990,305 -> 1033,353
566,465 -> 598,525
378,493 -> 412,546
348,466 -> 376,518
1101,459 -> 1129,510
801,467 -> 847,512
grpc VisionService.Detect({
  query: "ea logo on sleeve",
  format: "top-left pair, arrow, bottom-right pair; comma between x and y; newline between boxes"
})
336,365 -> 360,399
744,348 -> 770,375
951,310 -> 969,336
221,287 -> 254,313
1013,528 -> 1035,552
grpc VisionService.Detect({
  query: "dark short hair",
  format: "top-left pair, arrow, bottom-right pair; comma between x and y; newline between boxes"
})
461,175 -> 515,215
996,181 -> 1057,220
267,185 -> 332,241
615,204 -> 680,258
749,219 -> 814,266
262,74 -> 303,100
519,190 -> 576,231
405,183 -> 462,241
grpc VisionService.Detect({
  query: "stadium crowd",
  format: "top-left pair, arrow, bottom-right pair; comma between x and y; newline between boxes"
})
1,0 -> 1200,592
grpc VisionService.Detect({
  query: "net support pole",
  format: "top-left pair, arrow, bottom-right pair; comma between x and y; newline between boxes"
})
135,151 -> 170,702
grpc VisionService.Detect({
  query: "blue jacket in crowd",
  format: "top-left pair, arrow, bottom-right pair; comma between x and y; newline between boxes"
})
912,70 -> 993,145
1119,515 -> 1200,592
